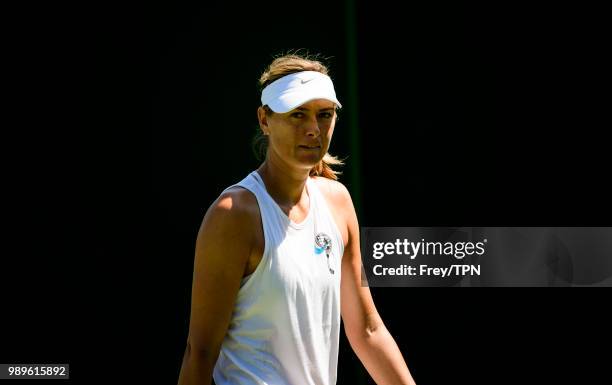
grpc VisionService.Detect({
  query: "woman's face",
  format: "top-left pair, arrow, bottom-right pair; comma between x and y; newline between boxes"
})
258,99 -> 337,171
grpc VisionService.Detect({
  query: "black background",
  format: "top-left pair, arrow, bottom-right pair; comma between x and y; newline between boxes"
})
3,1 -> 610,384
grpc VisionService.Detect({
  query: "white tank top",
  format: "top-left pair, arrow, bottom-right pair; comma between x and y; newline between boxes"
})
213,170 -> 345,385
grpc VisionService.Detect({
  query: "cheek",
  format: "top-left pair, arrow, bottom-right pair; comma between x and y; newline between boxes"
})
322,123 -> 335,140
269,127 -> 297,152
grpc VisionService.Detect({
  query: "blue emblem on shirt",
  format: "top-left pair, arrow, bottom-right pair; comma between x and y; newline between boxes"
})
315,232 -> 335,274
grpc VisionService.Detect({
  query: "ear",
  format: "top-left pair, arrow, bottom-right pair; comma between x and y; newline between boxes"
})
257,106 -> 270,135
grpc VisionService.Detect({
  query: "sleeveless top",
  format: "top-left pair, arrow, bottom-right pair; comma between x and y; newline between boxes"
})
212,170 -> 345,385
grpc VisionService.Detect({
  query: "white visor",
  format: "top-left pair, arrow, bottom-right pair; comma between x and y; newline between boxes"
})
261,70 -> 342,113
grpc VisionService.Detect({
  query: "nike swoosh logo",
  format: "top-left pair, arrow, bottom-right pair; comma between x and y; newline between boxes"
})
300,79 -> 314,84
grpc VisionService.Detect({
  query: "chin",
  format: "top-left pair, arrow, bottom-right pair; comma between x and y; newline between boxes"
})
295,156 -> 321,169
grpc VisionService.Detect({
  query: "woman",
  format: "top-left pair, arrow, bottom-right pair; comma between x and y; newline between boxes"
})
178,53 -> 417,385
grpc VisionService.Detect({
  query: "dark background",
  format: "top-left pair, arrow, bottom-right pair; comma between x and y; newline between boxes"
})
3,1 -> 610,384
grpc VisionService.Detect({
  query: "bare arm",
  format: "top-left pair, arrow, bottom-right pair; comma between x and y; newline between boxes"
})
336,184 -> 417,385
177,189 -> 256,385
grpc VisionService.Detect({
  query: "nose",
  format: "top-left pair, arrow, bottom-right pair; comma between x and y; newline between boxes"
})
304,115 -> 321,137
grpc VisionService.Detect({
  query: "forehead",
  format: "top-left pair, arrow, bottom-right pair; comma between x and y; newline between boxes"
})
293,99 -> 337,111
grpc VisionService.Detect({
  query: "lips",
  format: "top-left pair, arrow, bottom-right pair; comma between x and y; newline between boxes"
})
298,145 -> 321,149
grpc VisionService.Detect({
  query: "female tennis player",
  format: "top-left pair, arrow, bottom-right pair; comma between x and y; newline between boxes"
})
177,53 -> 417,385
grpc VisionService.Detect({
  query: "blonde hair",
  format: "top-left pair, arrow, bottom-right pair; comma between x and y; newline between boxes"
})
254,52 -> 344,180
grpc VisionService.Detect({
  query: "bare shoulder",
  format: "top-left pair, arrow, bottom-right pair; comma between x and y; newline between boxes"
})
197,186 -> 260,257
208,186 -> 260,220
312,176 -> 353,210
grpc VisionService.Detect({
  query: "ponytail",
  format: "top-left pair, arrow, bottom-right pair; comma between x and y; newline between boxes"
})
309,153 -> 344,180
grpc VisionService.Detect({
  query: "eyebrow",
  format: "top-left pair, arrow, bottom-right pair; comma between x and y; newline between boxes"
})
295,107 -> 336,112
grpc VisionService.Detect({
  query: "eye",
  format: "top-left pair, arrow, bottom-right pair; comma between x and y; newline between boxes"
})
291,112 -> 305,118
319,112 -> 333,119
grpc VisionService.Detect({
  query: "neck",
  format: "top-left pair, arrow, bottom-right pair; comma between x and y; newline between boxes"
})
257,156 -> 311,207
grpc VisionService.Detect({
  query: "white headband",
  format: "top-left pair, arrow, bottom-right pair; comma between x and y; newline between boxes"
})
261,71 -> 342,113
